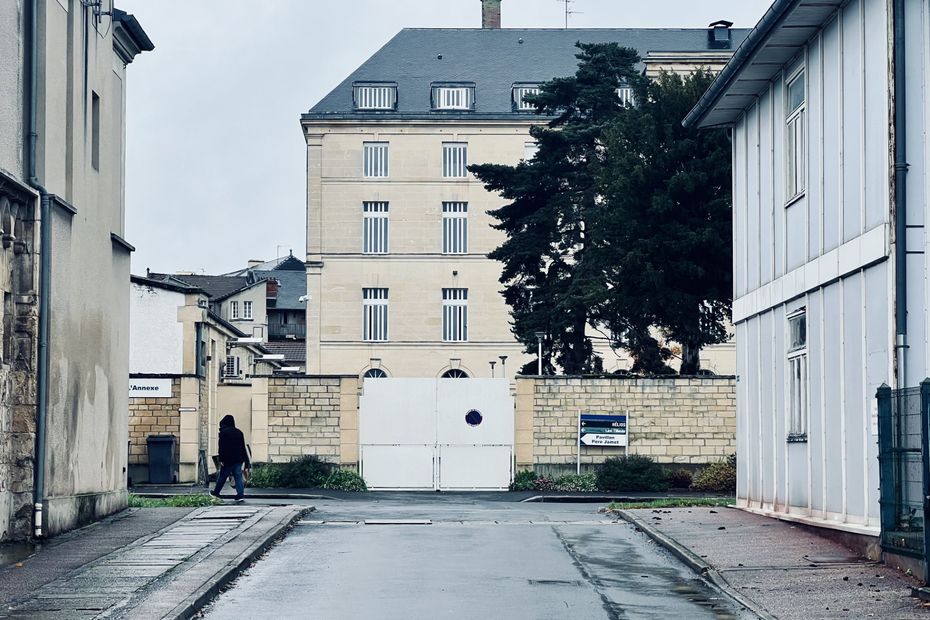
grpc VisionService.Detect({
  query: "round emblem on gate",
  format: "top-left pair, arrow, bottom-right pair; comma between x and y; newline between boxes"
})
465,409 -> 483,427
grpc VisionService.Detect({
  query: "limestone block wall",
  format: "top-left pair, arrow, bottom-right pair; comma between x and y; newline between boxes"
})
516,376 -> 736,474
127,379 -> 181,481
266,377 -> 358,466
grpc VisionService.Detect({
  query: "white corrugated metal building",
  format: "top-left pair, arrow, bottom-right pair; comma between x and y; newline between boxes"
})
686,0 -> 930,554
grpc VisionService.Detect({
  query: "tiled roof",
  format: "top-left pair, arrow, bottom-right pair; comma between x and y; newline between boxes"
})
150,274 -> 252,301
305,27 -> 750,120
263,341 -> 306,365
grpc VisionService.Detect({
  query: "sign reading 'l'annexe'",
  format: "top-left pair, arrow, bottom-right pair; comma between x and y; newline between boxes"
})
129,378 -> 172,398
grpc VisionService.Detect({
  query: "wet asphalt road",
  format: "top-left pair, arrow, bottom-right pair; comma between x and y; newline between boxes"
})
201,495 -> 752,620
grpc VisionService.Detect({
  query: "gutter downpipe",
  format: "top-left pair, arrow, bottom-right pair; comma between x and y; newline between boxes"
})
894,0 -> 909,387
26,0 -> 51,539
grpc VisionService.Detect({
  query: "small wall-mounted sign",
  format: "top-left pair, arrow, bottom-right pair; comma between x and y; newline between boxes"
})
129,378 -> 172,398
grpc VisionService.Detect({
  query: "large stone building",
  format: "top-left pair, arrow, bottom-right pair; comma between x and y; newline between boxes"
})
301,4 -> 748,380
0,1 -> 152,541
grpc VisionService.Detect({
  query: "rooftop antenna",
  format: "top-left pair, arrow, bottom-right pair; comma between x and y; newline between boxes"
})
557,0 -> 581,28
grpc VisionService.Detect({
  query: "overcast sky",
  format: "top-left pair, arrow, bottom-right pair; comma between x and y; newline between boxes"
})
119,0 -> 769,276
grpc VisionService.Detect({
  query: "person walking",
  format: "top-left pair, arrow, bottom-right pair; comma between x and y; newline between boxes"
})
211,414 -> 251,502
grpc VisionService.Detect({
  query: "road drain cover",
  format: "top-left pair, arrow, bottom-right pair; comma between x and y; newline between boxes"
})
527,579 -> 584,586
364,519 -> 432,525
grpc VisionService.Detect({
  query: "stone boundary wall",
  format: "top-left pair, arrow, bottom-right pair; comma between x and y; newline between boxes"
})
127,378 -> 181,480
266,377 -> 358,466
515,376 -> 736,475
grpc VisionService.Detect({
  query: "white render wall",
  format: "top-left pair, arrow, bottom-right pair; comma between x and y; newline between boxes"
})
129,283 -> 184,375
731,0 -> 892,533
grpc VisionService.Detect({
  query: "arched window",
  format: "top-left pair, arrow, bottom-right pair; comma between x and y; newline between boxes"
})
363,368 -> 388,378
441,368 -> 468,379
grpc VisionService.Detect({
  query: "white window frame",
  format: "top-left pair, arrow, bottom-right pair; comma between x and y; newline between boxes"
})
785,68 -> 806,203
786,308 -> 808,440
432,84 -> 475,111
442,288 -> 468,342
243,300 -> 253,320
224,355 -> 240,379
442,202 -> 468,254
363,142 -> 389,178
363,288 -> 389,342
363,202 -> 390,254
353,82 -> 397,110
523,141 -> 539,162
230,301 -> 239,320
616,85 -> 635,107
442,142 -> 468,178
512,84 -> 540,111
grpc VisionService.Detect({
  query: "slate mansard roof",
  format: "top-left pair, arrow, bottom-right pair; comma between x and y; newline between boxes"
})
304,27 -> 750,121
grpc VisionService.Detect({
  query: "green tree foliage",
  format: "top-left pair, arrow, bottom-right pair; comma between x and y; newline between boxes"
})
472,43 -> 732,374
599,70 -> 732,375
470,43 -> 645,374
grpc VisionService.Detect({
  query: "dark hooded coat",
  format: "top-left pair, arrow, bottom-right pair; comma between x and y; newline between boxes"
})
218,414 -> 250,467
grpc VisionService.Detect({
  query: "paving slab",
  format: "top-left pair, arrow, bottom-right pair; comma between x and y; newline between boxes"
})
618,506 -> 930,619
0,504 -> 308,620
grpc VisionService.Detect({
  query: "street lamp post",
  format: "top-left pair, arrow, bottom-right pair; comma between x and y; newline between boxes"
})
534,332 -> 546,375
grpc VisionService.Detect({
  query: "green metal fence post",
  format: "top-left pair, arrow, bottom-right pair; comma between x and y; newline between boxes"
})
877,383 -> 894,550
920,379 -> 930,582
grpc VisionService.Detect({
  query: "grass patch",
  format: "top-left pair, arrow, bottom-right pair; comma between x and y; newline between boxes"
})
606,497 -> 735,511
128,493 -> 222,508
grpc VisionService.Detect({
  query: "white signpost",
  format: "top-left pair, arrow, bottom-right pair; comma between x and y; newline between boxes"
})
129,378 -> 172,398
577,411 -> 629,473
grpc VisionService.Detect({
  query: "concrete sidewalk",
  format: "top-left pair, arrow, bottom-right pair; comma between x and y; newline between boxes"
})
0,504 -> 308,619
618,506 -> 929,619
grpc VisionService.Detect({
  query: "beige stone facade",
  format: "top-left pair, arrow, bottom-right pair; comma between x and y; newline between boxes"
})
302,27 -> 743,381
128,379 -> 181,473
515,376 -> 736,474
264,377 -> 359,467
0,2 -> 151,540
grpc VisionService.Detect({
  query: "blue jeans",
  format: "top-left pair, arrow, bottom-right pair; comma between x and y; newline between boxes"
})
213,462 -> 245,498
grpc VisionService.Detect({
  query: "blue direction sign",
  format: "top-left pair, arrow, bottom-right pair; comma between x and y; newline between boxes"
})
580,414 -> 627,447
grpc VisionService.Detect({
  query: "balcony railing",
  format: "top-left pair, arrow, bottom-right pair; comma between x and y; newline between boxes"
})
269,323 -> 306,339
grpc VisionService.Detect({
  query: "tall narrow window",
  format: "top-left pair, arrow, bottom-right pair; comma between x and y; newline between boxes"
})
363,202 -> 389,253
230,301 -> 239,320
616,85 -> 635,107
363,288 -> 389,341
523,141 -> 539,161
787,309 -> 808,440
442,288 -> 468,342
442,143 -> 468,178
243,300 -> 253,320
442,202 -> 468,254
91,91 -> 100,170
786,70 -> 806,201
363,142 -> 389,178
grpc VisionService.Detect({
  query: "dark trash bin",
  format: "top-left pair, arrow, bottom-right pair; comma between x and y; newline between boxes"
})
147,434 -> 177,484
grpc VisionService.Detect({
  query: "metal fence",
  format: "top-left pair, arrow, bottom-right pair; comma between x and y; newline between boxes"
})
877,381 -> 930,569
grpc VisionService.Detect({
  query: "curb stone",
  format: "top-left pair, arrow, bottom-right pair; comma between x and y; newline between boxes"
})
615,509 -> 777,620
164,505 -> 314,620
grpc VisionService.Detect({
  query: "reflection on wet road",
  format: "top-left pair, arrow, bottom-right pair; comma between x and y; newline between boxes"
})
203,497 -> 752,619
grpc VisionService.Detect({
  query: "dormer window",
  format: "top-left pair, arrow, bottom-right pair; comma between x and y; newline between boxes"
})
431,83 -> 475,111
707,20 -> 733,50
354,82 -> 397,110
512,83 -> 541,112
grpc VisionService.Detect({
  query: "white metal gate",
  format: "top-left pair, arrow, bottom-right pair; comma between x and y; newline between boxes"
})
359,378 -> 514,490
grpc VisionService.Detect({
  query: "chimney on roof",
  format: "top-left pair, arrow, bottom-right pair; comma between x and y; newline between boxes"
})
481,0 -> 501,29
266,278 -> 279,300
247,259 -> 263,269
708,20 -> 733,49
